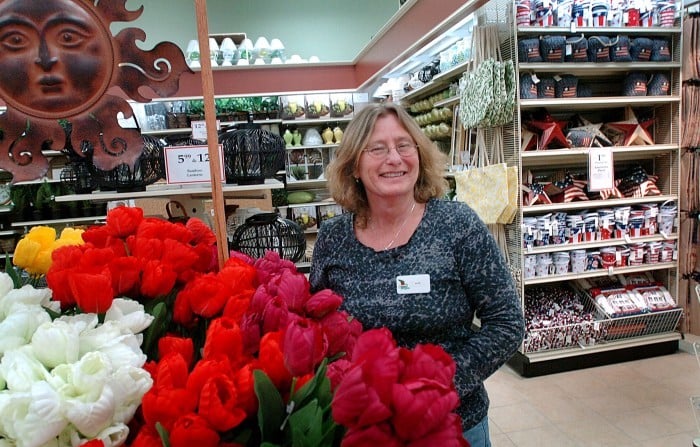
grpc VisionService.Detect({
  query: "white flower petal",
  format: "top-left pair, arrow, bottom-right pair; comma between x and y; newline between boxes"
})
30,320 -> 80,369
0,382 -> 66,447
0,305 -> 51,356
0,346 -> 51,391
104,298 -> 154,335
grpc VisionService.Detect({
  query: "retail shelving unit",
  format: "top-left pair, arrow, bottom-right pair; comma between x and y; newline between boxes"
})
498,1 -> 684,376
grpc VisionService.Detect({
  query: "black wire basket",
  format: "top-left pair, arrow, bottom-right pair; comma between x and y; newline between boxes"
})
230,212 -> 306,262
91,135 -> 166,192
220,115 -> 285,185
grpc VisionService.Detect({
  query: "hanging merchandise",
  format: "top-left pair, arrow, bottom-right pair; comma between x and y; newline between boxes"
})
455,128 -> 513,225
220,115 -> 286,185
459,24 -> 516,129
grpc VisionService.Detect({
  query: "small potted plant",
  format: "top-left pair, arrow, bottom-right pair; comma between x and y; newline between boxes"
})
261,96 -> 280,119
33,180 -> 54,220
187,99 -> 205,124
9,185 -> 32,221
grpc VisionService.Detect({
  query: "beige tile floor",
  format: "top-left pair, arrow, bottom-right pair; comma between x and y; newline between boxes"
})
486,344 -> 700,447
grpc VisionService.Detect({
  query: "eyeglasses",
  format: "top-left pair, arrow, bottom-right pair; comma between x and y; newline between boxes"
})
362,142 -> 418,158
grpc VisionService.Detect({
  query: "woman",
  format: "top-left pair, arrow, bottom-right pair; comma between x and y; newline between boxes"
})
309,102 -> 525,447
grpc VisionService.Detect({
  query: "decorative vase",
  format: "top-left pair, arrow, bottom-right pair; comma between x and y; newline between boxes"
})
322,127 -> 334,144
333,126 -> 343,144
292,130 -> 302,147
283,129 -> 294,147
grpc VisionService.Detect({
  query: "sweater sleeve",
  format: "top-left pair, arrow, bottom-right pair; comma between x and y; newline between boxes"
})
452,210 -> 525,393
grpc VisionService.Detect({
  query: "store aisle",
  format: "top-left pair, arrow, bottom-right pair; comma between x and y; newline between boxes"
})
486,349 -> 700,446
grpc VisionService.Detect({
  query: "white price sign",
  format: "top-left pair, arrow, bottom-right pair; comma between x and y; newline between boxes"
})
588,147 -> 614,191
164,145 -> 224,184
190,119 -> 220,141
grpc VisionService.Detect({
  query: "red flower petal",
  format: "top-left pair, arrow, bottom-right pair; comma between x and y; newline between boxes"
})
169,413 -> 219,447
198,374 -> 247,431
106,206 -> 144,238
69,270 -> 114,314
283,318 -> 327,377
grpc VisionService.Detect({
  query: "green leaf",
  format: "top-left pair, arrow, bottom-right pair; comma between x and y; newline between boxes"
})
155,422 -> 170,447
3,256 -> 20,288
291,359 -> 328,409
254,369 -> 286,444
289,400 -> 324,447
142,301 -> 168,360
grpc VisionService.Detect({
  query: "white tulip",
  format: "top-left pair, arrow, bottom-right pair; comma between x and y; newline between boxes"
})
104,298 -> 154,335
30,320 -> 80,369
61,352 -> 116,438
0,381 -> 66,447
0,304 -> 51,356
0,346 -> 51,391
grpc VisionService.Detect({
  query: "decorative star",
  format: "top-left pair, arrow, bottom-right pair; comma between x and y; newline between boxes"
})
521,126 -> 537,151
525,113 -> 571,150
604,107 -> 655,146
567,115 -> 613,147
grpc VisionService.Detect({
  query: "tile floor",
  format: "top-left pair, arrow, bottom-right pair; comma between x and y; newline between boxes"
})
486,340 -> 700,447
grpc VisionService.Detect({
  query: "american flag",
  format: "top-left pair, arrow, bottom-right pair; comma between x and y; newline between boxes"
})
636,49 -> 651,61
523,182 -> 552,206
560,87 -> 577,98
595,49 -> 610,61
656,45 -> 670,58
633,81 -> 647,95
573,49 -> 588,61
545,48 -> 562,62
597,179 -> 624,200
614,46 -> 629,59
528,47 -> 541,59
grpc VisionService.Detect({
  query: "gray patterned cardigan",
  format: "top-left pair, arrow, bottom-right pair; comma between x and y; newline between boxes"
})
309,198 -> 525,430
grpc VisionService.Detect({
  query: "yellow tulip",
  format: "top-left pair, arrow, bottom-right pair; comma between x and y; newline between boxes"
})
12,226 -> 67,276
57,227 -> 85,245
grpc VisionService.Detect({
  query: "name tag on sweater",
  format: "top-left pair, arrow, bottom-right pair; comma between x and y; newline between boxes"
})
396,274 -> 430,294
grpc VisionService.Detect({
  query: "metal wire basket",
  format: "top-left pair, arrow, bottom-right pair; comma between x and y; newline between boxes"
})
230,212 -> 306,262
220,115 -> 285,185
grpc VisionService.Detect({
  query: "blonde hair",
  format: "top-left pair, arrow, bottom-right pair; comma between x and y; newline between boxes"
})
326,102 -> 448,228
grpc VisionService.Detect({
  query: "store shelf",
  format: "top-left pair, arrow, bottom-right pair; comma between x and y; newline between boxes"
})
523,261 -> 677,285
517,26 -> 682,36
285,144 -> 339,151
520,145 -> 679,167
11,216 -> 106,228
54,179 -> 284,202
523,233 -> 677,255
0,230 -> 17,236
280,117 -> 352,126
522,194 -> 677,214
519,61 -> 681,75
400,60 -> 471,103
519,96 -> 681,111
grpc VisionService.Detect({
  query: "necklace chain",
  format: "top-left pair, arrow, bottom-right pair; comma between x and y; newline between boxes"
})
382,201 -> 416,251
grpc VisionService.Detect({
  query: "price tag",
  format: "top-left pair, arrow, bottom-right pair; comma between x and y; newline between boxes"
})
190,119 -> 220,141
164,144 -> 224,184
588,147 -> 614,191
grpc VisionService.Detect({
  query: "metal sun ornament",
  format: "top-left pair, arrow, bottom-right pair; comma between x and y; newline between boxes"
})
0,0 -> 192,183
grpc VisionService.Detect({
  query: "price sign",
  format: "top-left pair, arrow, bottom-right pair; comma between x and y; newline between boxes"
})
164,144 -> 224,184
190,119 -> 220,141
588,147 -> 614,191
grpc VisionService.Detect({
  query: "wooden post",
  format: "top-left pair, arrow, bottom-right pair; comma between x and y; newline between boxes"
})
194,0 -> 228,268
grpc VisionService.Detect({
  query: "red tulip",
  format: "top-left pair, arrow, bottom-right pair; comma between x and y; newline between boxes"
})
187,217 -> 217,245
187,357 -> 233,396
140,260 -> 177,299
108,256 -> 142,296
128,236 -> 164,262
198,374 -> 247,431
178,273 -> 229,318
105,205 -> 144,238
283,318 -> 327,377
70,270 -> 114,314
320,310 -> 362,359
341,423 -> 402,447
158,336 -> 194,367
257,331 -> 292,389
304,288 -> 343,318
271,269 -> 310,313
129,426 -> 163,447
169,413 -> 219,447
222,289 -> 255,322
160,239 -> 200,279
202,317 -> 245,366
400,413 -> 468,447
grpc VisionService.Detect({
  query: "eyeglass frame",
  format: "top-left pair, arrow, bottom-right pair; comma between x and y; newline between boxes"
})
361,141 -> 419,158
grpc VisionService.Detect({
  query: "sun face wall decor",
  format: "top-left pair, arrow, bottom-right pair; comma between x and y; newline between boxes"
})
0,0 -> 192,182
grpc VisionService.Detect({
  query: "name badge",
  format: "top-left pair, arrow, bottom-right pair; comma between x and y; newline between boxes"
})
396,274 -> 431,294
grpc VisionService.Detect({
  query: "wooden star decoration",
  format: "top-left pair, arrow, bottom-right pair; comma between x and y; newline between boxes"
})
604,107 -> 655,146
526,114 -> 571,150
568,115 -> 613,147
521,126 -> 537,151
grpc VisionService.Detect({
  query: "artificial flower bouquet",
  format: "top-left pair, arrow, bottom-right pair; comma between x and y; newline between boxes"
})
3,205 -> 467,447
